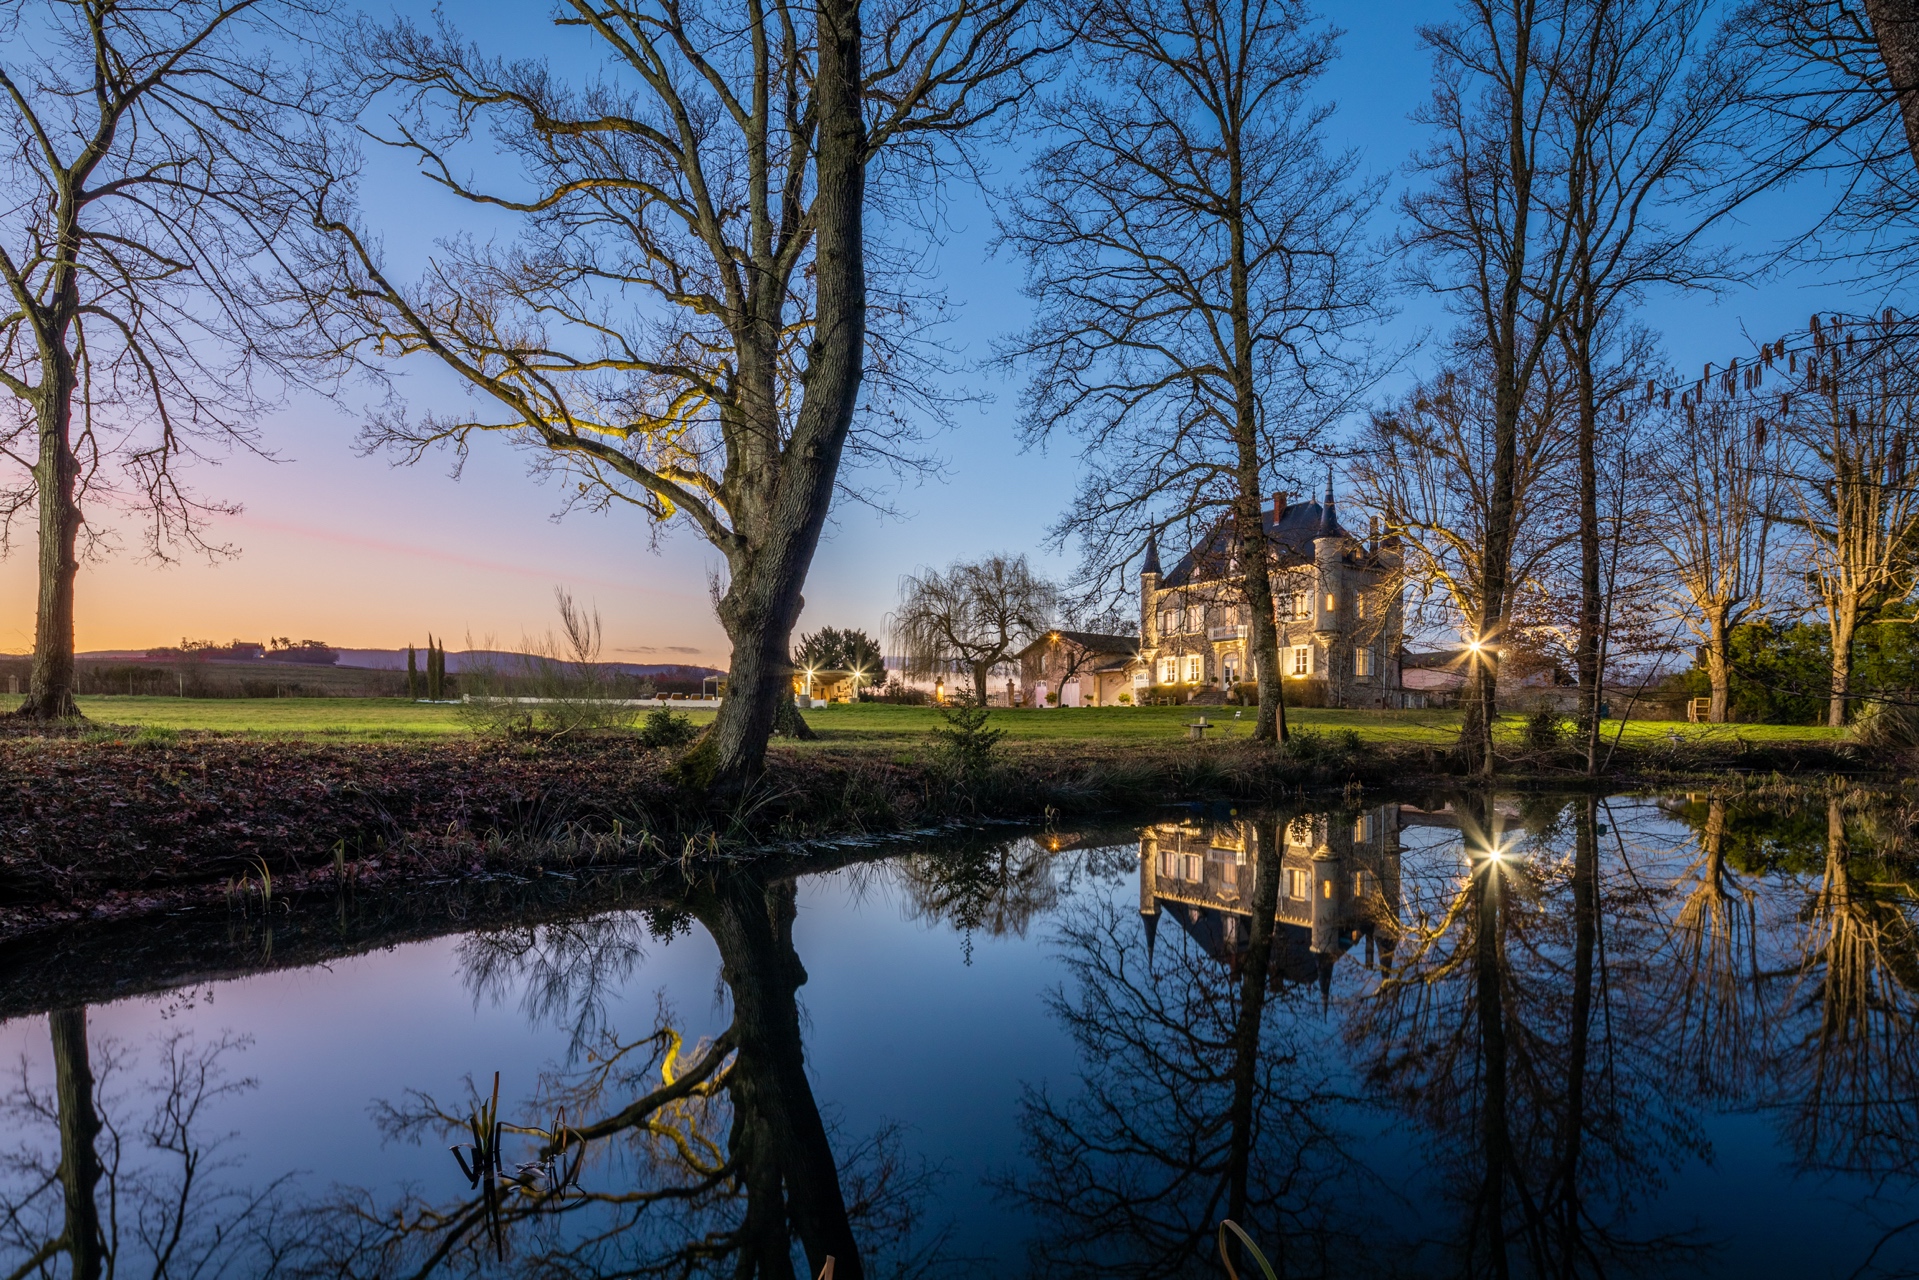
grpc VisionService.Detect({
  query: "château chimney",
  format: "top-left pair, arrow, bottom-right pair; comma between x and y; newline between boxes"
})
1271,492 -> 1288,521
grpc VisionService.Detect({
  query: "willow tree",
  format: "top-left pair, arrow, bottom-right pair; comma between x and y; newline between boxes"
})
308,0 -> 1041,790
1000,0 -> 1380,745
0,0 -> 326,721
890,552 -> 1054,701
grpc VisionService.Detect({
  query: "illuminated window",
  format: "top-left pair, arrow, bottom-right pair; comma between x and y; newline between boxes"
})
1292,592 -> 1310,619
1159,851 -> 1203,882
1162,609 -> 1179,636
1285,868 -> 1310,899
1186,605 -> 1204,632
1355,647 -> 1374,677
1353,813 -> 1375,842
1356,593 -> 1368,620
1322,877 -> 1334,899
1159,657 -> 1176,684
1355,871 -> 1374,895
1324,591 -> 1336,613
1291,645 -> 1312,676
1184,654 -> 1203,683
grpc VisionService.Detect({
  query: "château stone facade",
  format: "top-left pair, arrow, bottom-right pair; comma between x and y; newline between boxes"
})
1134,485 -> 1407,707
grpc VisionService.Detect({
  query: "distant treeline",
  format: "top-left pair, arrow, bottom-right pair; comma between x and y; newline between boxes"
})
0,657 -> 714,700
144,638 -> 340,664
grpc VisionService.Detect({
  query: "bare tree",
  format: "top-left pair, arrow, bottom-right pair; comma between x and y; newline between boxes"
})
890,552 -> 1055,701
1656,394 -> 1782,723
1737,0 -> 1919,274
1352,360 -> 1575,674
1547,0 -> 1743,766
1782,315 -> 1919,726
1402,0 -> 1582,774
999,0 -> 1380,744
0,0 -> 328,720
302,1 -> 1042,792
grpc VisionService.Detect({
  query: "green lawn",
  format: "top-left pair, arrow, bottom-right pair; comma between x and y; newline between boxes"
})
72,695 -> 1848,748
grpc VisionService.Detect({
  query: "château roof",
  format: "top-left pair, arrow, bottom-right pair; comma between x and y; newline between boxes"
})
1157,497 -> 1375,590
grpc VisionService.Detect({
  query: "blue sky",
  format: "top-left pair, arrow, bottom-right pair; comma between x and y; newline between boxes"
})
17,0 -> 1895,661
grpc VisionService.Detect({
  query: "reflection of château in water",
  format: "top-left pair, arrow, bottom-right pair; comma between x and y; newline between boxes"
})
1139,808 -> 1401,996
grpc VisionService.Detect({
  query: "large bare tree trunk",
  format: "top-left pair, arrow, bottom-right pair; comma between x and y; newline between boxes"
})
688,0 -> 867,793
23,379 -> 81,720
1829,596 -> 1859,727
1227,162 -> 1287,744
50,1007 -> 105,1280
1866,0 -> 1919,171
1704,607 -> 1734,723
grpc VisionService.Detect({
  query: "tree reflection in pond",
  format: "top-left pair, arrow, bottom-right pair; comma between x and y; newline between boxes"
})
7,796 -> 1919,1279
1003,809 -> 1398,1279
1347,796 -> 1709,1278
292,861 -> 928,1280
0,1009 -> 289,1279
1768,798 -> 1919,1216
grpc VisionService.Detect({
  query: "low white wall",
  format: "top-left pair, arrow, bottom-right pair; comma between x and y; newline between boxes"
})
463,695 -> 724,710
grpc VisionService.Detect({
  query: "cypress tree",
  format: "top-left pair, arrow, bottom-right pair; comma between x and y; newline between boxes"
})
407,644 -> 419,699
432,636 -> 444,700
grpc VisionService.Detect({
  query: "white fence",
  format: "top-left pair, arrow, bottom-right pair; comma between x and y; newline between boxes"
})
463,695 -> 724,710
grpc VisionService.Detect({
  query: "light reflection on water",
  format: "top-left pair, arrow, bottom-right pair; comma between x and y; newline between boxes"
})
1,793 -> 1916,1279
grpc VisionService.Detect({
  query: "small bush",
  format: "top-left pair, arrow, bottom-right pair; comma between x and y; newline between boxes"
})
1525,707 -> 1566,751
639,707 -> 699,749
1849,697 -> 1919,751
1117,692 -> 1133,705
930,699 -> 1003,776
131,725 -> 179,749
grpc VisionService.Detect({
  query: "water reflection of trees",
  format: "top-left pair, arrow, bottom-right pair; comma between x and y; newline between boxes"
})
894,832 -> 1137,960
1770,798 -> 1919,1186
1003,817 -> 1389,1280
1348,797 -> 1706,1278
0,1010 -> 286,1280
288,861 -> 915,1280
11,799 -> 1919,1278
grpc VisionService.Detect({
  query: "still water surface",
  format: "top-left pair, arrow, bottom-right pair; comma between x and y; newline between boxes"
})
3,793 -> 1917,1278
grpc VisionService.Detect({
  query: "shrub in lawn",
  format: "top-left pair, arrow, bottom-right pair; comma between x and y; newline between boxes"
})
931,698 -> 1003,777
459,590 -> 637,735
131,725 -> 179,749
639,707 -> 700,749
1525,707 -> 1566,752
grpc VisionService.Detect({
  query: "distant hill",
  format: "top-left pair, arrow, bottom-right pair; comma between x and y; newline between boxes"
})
69,647 -> 724,678
331,649 -> 724,678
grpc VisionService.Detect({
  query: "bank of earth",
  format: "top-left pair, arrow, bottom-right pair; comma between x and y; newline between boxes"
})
0,700 -> 1871,945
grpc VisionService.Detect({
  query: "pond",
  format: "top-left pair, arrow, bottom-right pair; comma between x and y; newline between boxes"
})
2,792 -> 1916,1279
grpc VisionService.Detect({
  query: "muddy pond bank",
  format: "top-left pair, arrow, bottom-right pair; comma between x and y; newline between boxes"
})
0,726 -> 1875,944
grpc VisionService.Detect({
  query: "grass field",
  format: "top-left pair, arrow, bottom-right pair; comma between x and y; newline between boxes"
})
73,695 -> 1848,748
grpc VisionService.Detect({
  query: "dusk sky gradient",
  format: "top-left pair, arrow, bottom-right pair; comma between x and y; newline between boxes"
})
5,0 -> 1887,664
